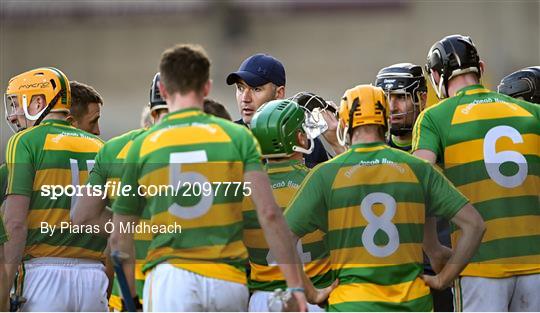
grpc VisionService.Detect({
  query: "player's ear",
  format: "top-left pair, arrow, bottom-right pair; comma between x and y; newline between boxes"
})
66,115 -> 76,126
479,60 -> 486,76
296,130 -> 308,149
202,79 -> 212,98
275,85 -> 285,100
158,81 -> 169,103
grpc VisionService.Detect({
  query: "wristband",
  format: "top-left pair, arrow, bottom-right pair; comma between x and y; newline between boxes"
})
287,287 -> 305,293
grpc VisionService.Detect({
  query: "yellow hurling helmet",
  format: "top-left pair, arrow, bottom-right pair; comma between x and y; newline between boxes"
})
337,84 -> 388,146
5,67 -> 71,131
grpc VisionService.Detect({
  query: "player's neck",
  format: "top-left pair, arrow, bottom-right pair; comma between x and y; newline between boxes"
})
350,125 -> 385,145
41,112 -> 68,121
448,74 -> 480,97
166,91 -> 204,113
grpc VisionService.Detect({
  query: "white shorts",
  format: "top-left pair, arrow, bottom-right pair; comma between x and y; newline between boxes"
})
19,257 -> 108,311
249,290 -> 325,312
143,263 -> 249,311
455,274 -> 540,311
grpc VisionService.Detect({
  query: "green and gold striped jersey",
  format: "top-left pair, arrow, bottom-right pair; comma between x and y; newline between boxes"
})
243,160 -> 332,291
112,108 -> 262,284
412,84 -> 540,278
286,142 -> 468,311
0,163 -> 7,203
86,128 -> 147,311
5,119 -> 106,260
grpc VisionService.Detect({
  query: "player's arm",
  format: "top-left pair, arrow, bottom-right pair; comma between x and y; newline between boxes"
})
72,150 -> 112,234
72,190 -> 111,236
0,244 -> 7,311
109,138 -> 144,298
3,195 -> 30,286
245,170 -> 307,311
289,231 -> 338,304
422,216 -> 452,273
421,164 -> 485,290
413,149 -> 437,164
422,203 -> 485,289
110,212 -> 138,296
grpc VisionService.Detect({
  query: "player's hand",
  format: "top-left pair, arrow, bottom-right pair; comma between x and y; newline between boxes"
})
421,274 -> 451,290
306,279 -> 339,305
286,290 -> 308,312
321,101 -> 338,134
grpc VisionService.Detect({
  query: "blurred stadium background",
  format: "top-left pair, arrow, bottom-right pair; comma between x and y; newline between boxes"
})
1,0 -> 539,162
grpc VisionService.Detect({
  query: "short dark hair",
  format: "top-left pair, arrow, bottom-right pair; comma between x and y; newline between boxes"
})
203,98 -> 232,120
159,44 -> 210,95
70,81 -> 103,118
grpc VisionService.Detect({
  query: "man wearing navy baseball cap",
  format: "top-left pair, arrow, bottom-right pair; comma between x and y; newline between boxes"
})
227,53 -> 337,168
227,53 -> 286,125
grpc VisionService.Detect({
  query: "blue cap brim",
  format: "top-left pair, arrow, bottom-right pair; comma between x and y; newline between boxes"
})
226,71 -> 269,87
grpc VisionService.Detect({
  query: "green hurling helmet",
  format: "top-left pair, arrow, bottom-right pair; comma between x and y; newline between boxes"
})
251,99 -> 315,158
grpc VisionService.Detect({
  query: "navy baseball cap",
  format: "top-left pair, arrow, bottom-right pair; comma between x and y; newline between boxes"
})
226,53 -> 286,87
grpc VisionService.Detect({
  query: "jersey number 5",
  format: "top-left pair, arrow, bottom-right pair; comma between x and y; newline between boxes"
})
168,150 -> 214,219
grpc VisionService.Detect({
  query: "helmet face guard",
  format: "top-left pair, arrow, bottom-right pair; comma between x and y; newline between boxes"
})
375,63 -> 427,136
251,99 -> 315,158
289,91 -> 336,140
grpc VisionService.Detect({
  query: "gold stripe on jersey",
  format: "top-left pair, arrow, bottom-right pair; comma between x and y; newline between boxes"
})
328,202 -> 425,231
151,203 -> 243,230
32,169 -> 89,191
167,110 -> 204,120
106,178 -> 121,200
27,208 -> 68,229
147,240 -> 247,264
451,101 -> 533,125
457,176 -> 539,203
26,243 -> 103,260
244,228 -> 326,249
267,166 -> 295,174
332,243 -> 423,267
444,134 -> 539,168
138,162 -> 243,189
43,134 -> 102,153
140,124 -> 232,157
353,145 -> 387,153
300,229 -> 326,245
135,263 -> 147,280
463,87 -> 491,95
117,141 -> 134,160
452,215 -> 540,244
332,163 -> 419,189
329,277 -> 430,304
250,258 -> 331,281
272,187 -> 295,207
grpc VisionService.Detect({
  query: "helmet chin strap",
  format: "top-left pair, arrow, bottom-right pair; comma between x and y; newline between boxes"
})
292,136 -> 315,155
